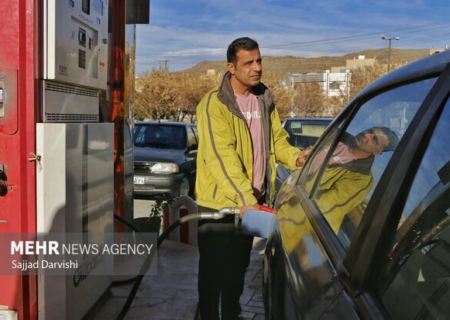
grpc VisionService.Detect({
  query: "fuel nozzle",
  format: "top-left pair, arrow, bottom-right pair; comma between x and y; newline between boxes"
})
199,207 -> 239,220
178,207 -> 239,224
178,205 -> 277,239
241,206 -> 278,239
198,206 -> 277,220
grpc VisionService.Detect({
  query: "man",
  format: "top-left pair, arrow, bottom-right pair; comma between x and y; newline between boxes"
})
309,127 -> 399,242
195,37 -> 307,319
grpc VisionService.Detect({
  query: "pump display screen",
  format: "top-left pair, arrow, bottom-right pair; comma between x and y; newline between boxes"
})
45,0 -> 108,89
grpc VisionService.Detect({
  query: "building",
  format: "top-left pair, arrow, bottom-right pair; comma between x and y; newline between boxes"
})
430,46 -> 449,55
331,55 -> 377,73
290,70 -> 350,98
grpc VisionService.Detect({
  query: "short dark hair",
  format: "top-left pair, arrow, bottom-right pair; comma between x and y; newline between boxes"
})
227,37 -> 259,63
373,126 -> 399,151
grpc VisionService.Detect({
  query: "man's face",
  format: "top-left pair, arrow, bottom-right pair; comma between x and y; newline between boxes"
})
355,128 -> 390,155
227,48 -> 262,93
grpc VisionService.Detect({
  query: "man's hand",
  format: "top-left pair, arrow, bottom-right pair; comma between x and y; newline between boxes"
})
296,148 -> 312,167
239,204 -> 259,219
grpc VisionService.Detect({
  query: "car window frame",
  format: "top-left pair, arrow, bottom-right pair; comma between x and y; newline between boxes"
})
293,64 -> 450,318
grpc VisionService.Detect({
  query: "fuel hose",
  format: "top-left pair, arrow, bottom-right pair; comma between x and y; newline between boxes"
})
111,208 -> 238,320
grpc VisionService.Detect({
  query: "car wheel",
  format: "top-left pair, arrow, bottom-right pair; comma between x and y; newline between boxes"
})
180,177 -> 190,196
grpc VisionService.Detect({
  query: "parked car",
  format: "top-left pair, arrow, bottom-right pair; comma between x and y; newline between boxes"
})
133,121 -> 198,198
276,118 -> 333,193
282,117 -> 333,150
263,51 -> 450,319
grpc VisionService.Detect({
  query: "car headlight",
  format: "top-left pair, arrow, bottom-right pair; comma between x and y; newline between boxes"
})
150,162 -> 179,174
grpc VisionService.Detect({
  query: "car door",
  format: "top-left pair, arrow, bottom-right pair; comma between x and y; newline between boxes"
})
345,64 -> 450,318
269,71 -> 443,319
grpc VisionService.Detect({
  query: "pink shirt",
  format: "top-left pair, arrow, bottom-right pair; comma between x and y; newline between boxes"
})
235,93 -> 266,199
329,142 -> 357,165
309,142 -> 357,174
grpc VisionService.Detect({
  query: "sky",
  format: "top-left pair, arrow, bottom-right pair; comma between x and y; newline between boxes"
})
135,0 -> 450,75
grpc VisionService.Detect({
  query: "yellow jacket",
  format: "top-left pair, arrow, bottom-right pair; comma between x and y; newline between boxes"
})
195,72 -> 302,210
313,158 -> 374,233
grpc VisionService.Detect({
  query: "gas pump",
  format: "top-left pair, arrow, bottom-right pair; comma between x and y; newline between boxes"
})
36,1 -> 113,319
0,0 -> 149,318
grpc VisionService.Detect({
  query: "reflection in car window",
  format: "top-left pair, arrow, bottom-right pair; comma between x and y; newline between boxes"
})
134,125 -> 146,143
302,77 -> 437,249
300,122 -> 343,194
379,96 -> 450,320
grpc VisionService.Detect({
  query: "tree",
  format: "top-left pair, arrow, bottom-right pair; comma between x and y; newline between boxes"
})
292,83 -> 326,117
349,60 -> 407,101
134,69 -> 219,122
135,69 -> 173,120
349,63 -> 386,101
136,61 -> 411,123
262,71 -> 294,119
171,72 -> 220,123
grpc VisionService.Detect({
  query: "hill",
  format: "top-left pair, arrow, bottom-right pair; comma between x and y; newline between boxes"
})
184,48 -> 429,76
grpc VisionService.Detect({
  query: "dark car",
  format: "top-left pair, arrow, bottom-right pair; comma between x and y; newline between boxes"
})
276,118 -> 333,193
133,121 -> 198,198
263,51 -> 450,319
282,117 -> 333,150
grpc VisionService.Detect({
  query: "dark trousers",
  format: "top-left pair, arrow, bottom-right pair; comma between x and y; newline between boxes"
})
197,205 -> 254,320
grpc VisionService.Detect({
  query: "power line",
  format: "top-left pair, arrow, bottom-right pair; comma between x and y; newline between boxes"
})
262,21 -> 450,49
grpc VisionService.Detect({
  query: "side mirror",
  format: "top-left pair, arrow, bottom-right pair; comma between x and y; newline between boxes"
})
187,149 -> 197,159
241,209 -> 278,238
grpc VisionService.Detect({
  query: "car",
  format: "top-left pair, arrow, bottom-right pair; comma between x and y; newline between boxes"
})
276,118 -> 333,193
282,117 -> 333,150
263,50 -> 450,319
133,121 -> 198,198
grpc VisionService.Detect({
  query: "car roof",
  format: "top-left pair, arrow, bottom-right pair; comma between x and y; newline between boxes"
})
283,117 -> 333,121
356,50 -> 450,99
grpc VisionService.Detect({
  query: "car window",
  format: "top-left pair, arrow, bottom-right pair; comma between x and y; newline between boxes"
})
379,95 -> 450,320
134,124 -> 187,149
191,125 -> 198,138
300,77 -> 437,249
187,126 -> 198,148
284,119 -> 331,149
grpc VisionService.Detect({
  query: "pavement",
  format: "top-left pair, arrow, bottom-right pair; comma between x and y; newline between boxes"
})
94,200 -> 266,320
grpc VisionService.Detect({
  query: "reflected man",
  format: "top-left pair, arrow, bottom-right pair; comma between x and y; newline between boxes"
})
310,127 -> 399,237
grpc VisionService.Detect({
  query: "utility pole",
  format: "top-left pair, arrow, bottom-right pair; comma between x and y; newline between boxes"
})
381,35 -> 400,72
158,59 -> 169,70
